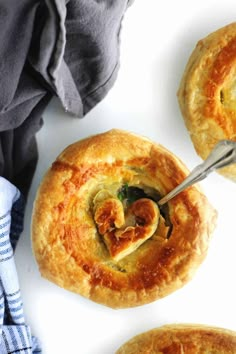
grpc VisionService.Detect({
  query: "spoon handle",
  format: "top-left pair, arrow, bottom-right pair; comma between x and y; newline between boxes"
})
158,140 -> 236,206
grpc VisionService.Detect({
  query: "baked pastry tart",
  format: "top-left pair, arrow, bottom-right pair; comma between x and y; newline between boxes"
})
116,324 -> 236,353
178,22 -> 236,181
31,129 -> 217,308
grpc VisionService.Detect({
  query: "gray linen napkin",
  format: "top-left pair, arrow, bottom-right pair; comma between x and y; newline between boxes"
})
0,1 -> 132,352
0,0 -> 132,196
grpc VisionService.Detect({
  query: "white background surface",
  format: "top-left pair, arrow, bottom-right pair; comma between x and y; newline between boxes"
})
15,1 -> 236,353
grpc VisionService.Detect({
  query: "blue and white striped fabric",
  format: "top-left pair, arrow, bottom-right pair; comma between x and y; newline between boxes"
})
0,177 -> 41,354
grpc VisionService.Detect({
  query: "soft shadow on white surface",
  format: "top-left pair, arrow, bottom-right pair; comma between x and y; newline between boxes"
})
15,1 -> 236,353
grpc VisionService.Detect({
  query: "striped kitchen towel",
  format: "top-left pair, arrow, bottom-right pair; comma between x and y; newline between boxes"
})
0,177 -> 41,354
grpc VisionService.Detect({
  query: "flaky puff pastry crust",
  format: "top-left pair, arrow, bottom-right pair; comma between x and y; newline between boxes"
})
31,129 -> 217,309
116,324 -> 236,353
178,22 -> 236,181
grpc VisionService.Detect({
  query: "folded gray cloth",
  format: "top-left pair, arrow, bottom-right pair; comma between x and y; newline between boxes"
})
0,0 -> 131,196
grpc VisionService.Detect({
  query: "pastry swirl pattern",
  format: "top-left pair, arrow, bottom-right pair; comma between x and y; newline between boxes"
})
31,130 -> 217,308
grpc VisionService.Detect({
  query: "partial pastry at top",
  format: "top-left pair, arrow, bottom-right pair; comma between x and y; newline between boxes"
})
178,22 -> 236,181
31,129 -> 217,309
115,324 -> 236,353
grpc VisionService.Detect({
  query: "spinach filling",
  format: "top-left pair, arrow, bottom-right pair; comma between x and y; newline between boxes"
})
117,184 -> 153,204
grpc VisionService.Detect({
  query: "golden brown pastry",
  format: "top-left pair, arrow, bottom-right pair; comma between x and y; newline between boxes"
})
116,324 -> 236,353
178,22 -> 236,181
31,129 -> 217,309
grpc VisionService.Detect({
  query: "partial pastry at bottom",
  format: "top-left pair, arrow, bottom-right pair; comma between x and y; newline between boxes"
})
31,129 -> 217,308
115,324 -> 236,353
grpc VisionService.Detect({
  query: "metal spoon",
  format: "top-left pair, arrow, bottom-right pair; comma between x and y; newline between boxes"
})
158,140 -> 236,206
